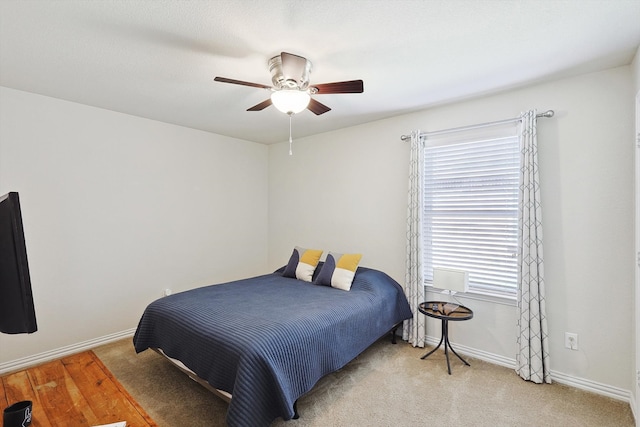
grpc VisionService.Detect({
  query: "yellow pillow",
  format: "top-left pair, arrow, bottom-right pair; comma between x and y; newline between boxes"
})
315,252 -> 363,291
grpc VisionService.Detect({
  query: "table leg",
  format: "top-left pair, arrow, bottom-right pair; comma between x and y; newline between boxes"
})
421,318 -> 471,375
443,319 -> 452,374
445,331 -> 471,367
420,319 -> 445,360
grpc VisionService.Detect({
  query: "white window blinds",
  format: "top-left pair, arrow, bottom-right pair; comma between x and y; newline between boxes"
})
423,124 -> 520,298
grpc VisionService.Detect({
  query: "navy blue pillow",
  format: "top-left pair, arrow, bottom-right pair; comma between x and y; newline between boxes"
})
281,248 -> 300,278
314,255 -> 336,286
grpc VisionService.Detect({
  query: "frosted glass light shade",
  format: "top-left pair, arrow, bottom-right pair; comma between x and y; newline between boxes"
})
271,90 -> 310,114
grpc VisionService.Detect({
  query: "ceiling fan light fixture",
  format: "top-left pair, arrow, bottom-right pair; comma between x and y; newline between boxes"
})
270,90 -> 310,115
215,51 -> 363,119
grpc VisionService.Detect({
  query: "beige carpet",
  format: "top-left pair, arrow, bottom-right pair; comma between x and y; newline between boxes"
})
94,338 -> 635,427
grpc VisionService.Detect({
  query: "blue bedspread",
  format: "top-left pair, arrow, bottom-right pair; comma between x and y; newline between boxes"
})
133,266 -> 412,426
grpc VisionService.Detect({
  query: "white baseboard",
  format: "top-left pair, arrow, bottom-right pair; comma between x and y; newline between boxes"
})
424,335 -> 517,369
0,328 -> 136,375
425,336 -> 633,405
550,370 -> 632,402
2,329 -> 636,422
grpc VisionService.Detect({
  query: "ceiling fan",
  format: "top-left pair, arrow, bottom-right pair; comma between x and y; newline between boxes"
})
214,52 -> 364,116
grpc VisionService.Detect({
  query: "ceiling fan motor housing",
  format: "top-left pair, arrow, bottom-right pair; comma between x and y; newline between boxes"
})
269,54 -> 312,90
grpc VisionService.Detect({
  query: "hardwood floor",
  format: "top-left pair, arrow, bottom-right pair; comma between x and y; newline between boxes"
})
1,351 -> 156,427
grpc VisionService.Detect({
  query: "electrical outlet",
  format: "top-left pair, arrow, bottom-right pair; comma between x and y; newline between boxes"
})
564,332 -> 578,350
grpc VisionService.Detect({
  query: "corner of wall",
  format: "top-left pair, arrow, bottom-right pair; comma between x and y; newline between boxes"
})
633,42 -> 640,424
632,45 -> 640,95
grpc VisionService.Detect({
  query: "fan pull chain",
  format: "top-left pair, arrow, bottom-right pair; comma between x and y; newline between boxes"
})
288,113 -> 293,155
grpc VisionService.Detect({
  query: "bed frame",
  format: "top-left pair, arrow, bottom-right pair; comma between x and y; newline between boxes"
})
152,322 -> 402,419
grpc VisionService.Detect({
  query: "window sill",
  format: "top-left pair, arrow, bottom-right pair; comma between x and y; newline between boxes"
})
425,285 -> 517,307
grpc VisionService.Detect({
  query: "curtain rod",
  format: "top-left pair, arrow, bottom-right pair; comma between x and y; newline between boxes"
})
400,110 -> 554,141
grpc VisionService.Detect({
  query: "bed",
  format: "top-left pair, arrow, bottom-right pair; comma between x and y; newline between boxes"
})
133,264 -> 412,426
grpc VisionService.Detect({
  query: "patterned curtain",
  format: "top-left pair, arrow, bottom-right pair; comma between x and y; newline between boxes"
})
403,131 -> 426,347
515,109 -> 551,383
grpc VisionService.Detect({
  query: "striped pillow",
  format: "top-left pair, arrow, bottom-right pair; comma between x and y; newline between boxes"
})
315,252 -> 363,291
282,246 -> 323,282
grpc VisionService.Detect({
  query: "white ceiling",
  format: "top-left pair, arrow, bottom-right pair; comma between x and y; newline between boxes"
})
1,1 -> 639,144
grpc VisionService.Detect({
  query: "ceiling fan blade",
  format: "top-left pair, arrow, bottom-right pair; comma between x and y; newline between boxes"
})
280,52 -> 308,80
312,80 -> 364,94
247,99 -> 272,111
214,76 -> 272,90
307,98 -> 331,115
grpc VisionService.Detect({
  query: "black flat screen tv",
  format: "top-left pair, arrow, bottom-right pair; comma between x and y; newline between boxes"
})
0,192 -> 37,334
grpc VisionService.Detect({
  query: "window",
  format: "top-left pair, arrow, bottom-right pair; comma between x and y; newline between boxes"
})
422,123 -> 520,299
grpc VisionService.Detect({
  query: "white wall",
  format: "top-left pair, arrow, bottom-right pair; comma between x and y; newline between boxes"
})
0,63 -> 634,400
269,66 -> 635,392
0,87 -> 269,365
